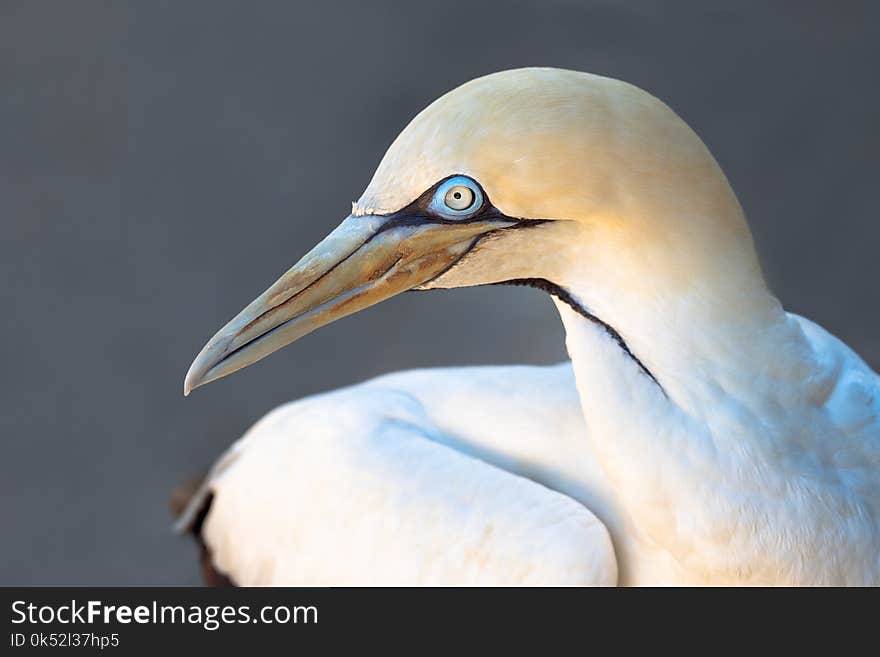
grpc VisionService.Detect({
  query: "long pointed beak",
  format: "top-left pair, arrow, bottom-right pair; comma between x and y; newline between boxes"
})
184,213 -> 513,395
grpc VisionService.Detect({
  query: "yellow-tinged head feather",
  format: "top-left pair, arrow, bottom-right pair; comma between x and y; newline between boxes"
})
357,69 -> 732,218
184,68 -> 779,398
356,67 -> 762,299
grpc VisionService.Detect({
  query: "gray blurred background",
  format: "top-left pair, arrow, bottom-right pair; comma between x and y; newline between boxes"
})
1,1 -> 877,585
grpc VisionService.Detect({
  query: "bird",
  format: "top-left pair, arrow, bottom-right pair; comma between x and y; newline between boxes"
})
179,67 -> 880,586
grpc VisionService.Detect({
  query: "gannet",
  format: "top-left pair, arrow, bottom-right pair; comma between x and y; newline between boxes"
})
180,68 -> 880,586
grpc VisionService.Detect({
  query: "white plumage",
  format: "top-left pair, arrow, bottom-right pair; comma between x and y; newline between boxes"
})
182,364 -> 615,585
182,68 -> 880,585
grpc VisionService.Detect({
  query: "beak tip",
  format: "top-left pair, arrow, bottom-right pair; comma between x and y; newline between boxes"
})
184,332 -> 232,398
183,360 -> 205,398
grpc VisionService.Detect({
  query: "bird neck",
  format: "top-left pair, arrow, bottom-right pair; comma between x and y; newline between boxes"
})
562,281 -> 806,411
551,234 -> 824,583
542,183 -> 811,412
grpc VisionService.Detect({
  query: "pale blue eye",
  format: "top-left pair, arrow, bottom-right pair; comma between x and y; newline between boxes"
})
429,176 -> 483,219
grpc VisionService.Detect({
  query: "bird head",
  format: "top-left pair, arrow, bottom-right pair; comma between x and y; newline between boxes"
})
185,67 -> 765,395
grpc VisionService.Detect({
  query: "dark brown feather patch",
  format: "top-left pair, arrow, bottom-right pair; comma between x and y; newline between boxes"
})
170,476 -> 237,587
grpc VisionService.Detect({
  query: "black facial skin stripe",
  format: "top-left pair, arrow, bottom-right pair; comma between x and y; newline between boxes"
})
493,278 -> 664,393
383,174 -> 664,393
372,174 -> 548,235
226,177 -> 522,360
